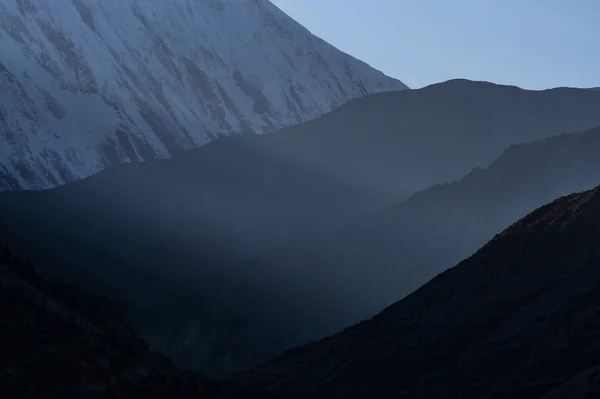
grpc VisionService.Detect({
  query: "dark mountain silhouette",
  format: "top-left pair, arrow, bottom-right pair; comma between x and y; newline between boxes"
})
238,184 -> 600,398
2,80 -> 600,374
0,238 -> 271,399
231,125 -> 600,343
265,79 -> 600,200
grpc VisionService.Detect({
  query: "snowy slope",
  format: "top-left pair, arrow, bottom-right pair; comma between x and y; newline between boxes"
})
0,0 -> 407,189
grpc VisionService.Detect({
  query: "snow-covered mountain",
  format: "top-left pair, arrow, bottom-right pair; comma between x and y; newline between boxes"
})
0,0 -> 406,189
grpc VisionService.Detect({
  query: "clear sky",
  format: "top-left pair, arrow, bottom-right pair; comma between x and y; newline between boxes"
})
270,0 -> 599,90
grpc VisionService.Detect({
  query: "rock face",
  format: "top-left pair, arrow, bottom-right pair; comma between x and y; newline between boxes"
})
0,0 -> 406,189
240,185 -> 600,399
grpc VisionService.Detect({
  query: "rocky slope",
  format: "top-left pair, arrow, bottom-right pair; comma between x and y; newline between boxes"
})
0,238 -> 272,399
239,184 -> 600,398
0,0 -> 406,190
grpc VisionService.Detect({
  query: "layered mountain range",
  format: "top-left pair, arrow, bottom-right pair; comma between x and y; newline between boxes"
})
0,0 -> 406,190
1,85 -> 600,374
5,159 -> 600,399
239,184 -> 600,398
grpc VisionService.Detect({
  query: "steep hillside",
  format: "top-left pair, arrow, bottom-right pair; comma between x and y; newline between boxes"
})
0,0 -> 405,189
0,239 -> 271,398
240,185 -> 600,398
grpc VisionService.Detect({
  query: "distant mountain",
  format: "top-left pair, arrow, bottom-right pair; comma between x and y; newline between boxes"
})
239,184 -> 600,398
0,238 -> 270,399
2,81 -> 600,374
0,0 -> 405,189
235,125 -> 600,342
255,79 -> 600,200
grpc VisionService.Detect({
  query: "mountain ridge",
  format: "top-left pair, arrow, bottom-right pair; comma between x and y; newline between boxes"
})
246,78 -> 600,200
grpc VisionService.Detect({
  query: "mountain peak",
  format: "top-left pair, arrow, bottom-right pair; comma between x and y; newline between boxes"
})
0,0 -> 405,190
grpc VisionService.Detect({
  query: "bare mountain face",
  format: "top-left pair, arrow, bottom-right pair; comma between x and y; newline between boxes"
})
0,0 -> 406,190
239,185 -> 600,398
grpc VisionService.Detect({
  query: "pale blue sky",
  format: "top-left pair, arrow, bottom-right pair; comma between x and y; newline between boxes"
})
270,0 -> 599,89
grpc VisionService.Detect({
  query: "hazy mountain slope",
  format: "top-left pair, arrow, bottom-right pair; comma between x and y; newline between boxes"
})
240,185 -> 600,399
0,0 -> 405,190
0,134 -> 380,374
0,133 -> 380,263
233,125 -> 600,341
0,239 -> 273,399
256,79 -> 600,200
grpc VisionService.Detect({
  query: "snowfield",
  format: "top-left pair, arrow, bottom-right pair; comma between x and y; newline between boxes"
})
0,0 -> 406,189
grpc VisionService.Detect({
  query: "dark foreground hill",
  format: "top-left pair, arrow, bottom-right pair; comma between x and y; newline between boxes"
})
0,238 -> 270,399
239,184 -> 600,398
